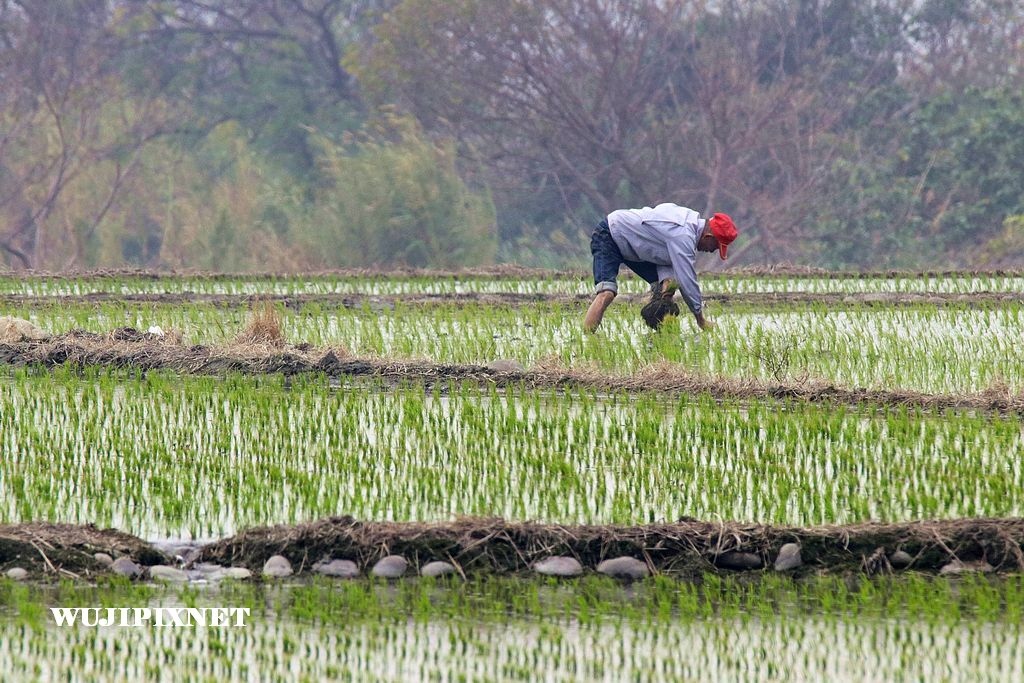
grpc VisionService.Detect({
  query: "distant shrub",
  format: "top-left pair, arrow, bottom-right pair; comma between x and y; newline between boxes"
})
307,116 -> 497,268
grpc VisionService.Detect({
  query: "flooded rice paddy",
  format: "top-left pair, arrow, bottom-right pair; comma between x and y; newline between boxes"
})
1,271 -> 1022,680
3,300 -> 1023,394
1,371 -> 1021,540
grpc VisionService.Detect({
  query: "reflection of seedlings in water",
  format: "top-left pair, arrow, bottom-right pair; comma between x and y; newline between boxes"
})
3,575 -> 1023,680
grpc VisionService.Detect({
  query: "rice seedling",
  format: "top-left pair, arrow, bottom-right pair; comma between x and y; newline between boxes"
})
2,272 -> 1023,298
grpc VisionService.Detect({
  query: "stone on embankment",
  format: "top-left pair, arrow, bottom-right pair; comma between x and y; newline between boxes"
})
111,557 -> 142,578
774,544 -> 803,572
192,562 -> 227,576
716,551 -> 763,570
533,556 -> 583,577
313,559 -> 360,579
149,565 -> 189,583
93,553 -> 114,567
486,359 -> 526,373
889,550 -> 913,569
939,559 -> 994,576
262,555 -> 294,578
223,567 -> 252,580
5,567 -> 28,581
596,557 -> 649,580
371,555 -> 408,579
420,561 -> 458,578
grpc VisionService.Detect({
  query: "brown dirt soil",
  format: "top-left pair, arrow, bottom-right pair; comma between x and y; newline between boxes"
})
1,334 -> 1022,413
1,290 -> 1022,310
0,522 -> 168,577
199,516 -> 1024,578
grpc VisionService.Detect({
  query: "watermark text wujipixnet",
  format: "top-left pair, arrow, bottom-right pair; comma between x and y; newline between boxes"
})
51,607 -> 250,627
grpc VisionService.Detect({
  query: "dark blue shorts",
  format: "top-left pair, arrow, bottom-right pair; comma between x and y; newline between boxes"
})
590,219 -> 659,293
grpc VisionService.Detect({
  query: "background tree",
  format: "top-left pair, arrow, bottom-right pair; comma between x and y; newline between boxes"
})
134,0 -> 394,176
0,1 -> 176,269
351,0 -> 924,265
0,0 -> 1021,271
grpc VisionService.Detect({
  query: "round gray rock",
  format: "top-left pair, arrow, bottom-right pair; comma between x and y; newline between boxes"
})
371,555 -> 408,579
939,559 -> 994,576
262,555 -> 294,578
596,556 -> 649,580
314,559 -> 360,579
223,567 -> 253,580
716,551 -> 763,570
420,561 -> 458,578
5,567 -> 28,581
774,543 -> 803,572
111,557 -> 142,578
533,556 -> 583,577
889,550 -> 913,569
93,553 -> 114,567
188,563 -> 230,581
149,565 -> 189,583
486,359 -> 526,373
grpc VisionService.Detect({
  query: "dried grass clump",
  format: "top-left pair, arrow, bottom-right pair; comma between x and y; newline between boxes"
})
0,316 -> 47,343
235,301 -> 284,347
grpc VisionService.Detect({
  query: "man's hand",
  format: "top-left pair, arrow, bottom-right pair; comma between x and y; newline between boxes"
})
584,291 -> 616,332
696,314 -> 715,332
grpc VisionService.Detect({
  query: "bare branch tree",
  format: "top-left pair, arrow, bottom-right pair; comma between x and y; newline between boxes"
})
0,1 -> 181,269
354,0 -> 917,263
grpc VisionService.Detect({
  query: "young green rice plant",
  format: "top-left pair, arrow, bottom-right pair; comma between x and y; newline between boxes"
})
1,370 -> 1021,540
3,272 -> 1024,297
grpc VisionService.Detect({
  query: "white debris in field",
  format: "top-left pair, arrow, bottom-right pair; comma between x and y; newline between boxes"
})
147,325 -> 165,336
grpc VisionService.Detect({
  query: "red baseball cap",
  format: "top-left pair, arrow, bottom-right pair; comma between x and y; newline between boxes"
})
709,213 -> 738,260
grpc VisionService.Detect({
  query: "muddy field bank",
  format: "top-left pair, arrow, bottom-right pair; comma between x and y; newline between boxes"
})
2,518 -> 1023,580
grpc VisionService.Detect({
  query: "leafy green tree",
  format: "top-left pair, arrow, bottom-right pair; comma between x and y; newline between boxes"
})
814,87 -> 1024,268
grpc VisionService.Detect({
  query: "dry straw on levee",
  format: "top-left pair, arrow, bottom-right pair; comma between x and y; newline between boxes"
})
235,300 -> 284,347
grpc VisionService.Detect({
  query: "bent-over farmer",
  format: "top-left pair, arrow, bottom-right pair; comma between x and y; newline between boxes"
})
584,203 -> 738,332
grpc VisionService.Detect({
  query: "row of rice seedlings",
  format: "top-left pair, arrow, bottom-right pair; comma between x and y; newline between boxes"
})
4,298 -> 1021,394
2,273 -> 1023,297
0,575 -> 1022,681
2,370 -> 1020,539
0,274 -> 604,298
701,274 -> 1024,295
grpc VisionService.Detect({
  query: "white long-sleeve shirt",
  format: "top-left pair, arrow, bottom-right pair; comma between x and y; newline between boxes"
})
607,203 -> 707,315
